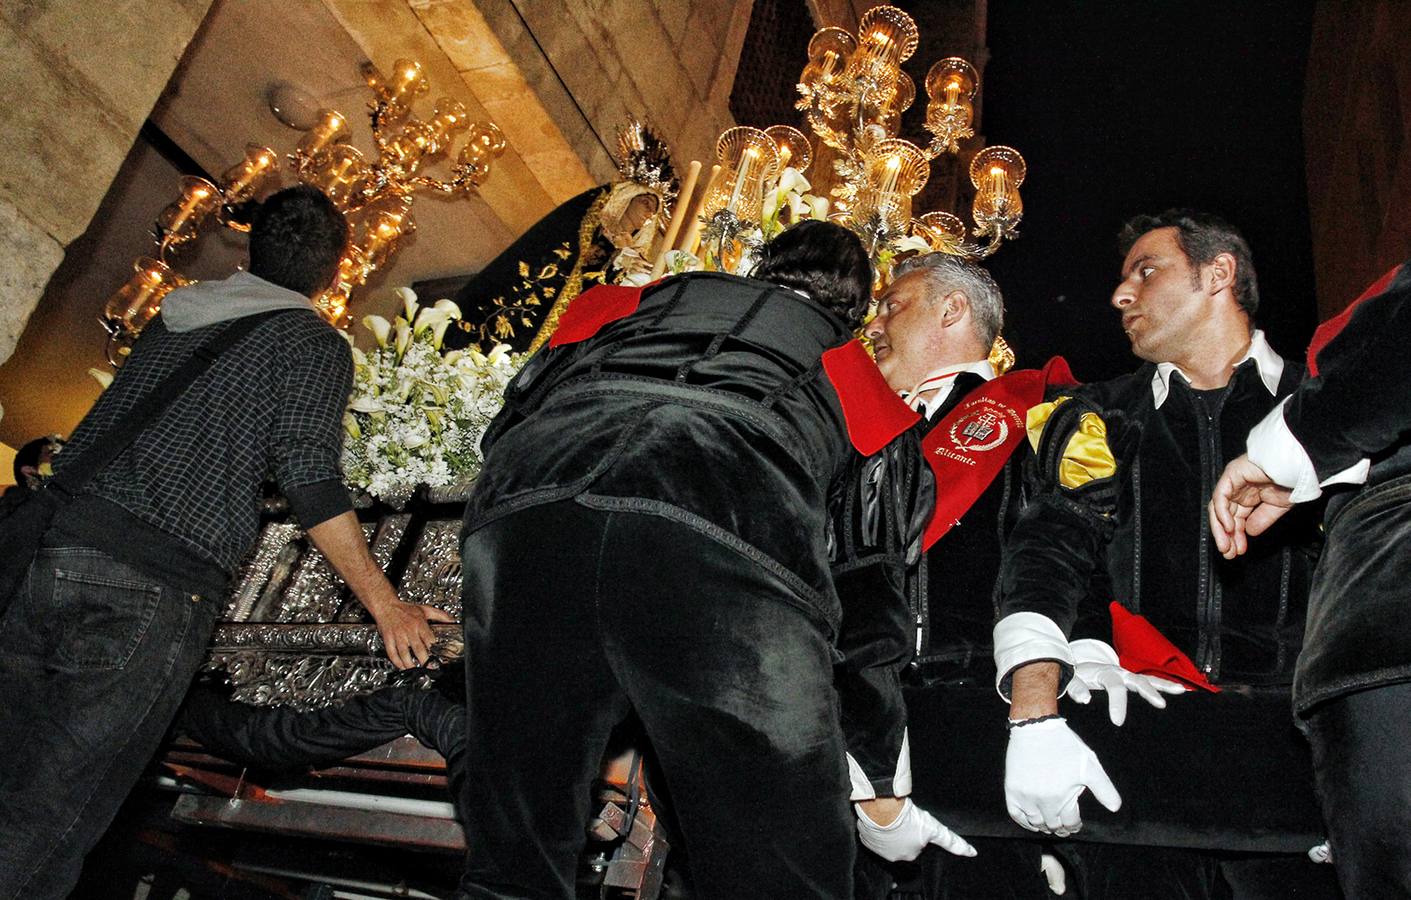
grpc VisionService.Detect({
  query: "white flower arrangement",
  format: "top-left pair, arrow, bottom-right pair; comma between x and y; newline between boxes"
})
341,287 -> 524,502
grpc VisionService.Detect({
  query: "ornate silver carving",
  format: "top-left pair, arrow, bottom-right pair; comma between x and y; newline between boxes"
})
209,650 -> 393,710
224,523 -> 301,621
398,519 -> 463,617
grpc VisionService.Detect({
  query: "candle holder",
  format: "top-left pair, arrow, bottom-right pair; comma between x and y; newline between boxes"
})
791,4 -> 1026,263
102,55 -> 507,365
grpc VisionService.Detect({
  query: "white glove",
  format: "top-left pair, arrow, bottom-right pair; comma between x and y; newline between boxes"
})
855,798 -> 977,861
1066,639 -> 1188,726
1308,841 -> 1333,864
1004,717 -> 1121,836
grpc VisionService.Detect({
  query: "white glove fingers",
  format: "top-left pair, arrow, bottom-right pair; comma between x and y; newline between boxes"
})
1130,676 -> 1167,710
927,821 -> 978,858
1066,677 -> 1093,705
1085,759 -> 1123,813
1105,680 -> 1129,726
1150,676 -> 1189,695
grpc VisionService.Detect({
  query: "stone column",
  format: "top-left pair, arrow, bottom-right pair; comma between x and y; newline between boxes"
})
0,0 -> 214,366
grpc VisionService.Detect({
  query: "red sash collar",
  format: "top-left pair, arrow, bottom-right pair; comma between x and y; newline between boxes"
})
1307,264 -> 1403,376
548,281 -> 659,348
919,356 -> 1075,550
822,339 -> 921,455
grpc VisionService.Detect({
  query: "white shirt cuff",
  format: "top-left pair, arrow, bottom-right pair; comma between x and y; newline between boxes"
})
1246,398 -> 1369,503
992,612 -> 1075,702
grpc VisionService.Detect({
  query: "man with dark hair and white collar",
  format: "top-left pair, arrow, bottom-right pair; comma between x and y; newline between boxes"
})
994,210 -> 1339,897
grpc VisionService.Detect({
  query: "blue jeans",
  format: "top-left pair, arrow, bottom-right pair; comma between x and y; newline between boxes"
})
0,543 -> 220,899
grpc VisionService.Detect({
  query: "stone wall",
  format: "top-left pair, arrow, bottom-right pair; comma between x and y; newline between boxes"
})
470,0 -> 755,181
0,0 -> 214,367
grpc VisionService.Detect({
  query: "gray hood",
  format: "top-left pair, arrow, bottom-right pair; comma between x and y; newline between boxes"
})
160,270 -> 316,332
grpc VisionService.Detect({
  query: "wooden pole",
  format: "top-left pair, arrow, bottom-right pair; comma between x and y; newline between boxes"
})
678,163 -> 721,258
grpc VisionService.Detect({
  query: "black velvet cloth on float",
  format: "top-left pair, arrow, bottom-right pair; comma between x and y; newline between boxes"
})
441,185 -> 611,352
903,679 -> 1324,853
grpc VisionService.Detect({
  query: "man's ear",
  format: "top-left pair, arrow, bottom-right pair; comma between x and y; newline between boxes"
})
941,290 -> 970,327
1205,252 -> 1237,297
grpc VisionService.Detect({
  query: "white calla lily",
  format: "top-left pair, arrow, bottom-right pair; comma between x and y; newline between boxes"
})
363,314 -> 392,347
777,166 -> 811,196
808,196 -> 831,220
431,317 -> 456,349
349,396 -> 382,413
394,320 -> 412,358
893,234 -> 934,255
395,286 -> 419,323
433,298 -> 462,319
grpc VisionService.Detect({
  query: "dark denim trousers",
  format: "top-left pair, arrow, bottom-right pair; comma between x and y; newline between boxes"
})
1306,681 -> 1411,899
455,499 -> 855,900
0,543 -> 220,899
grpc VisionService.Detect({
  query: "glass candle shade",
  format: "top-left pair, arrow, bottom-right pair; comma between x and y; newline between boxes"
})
155,175 -> 221,253
915,211 -> 967,249
866,138 -> 929,197
297,109 -> 350,159
301,144 -> 371,210
220,145 -> 279,204
104,257 -> 187,332
969,145 -> 1026,234
925,57 -> 978,107
799,27 -> 856,91
764,125 -> 813,174
711,126 -> 779,223
351,196 -> 415,270
457,121 -> 507,183
387,58 -> 429,108
426,97 -> 470,154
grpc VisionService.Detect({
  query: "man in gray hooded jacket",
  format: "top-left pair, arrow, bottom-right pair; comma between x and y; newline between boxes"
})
0,185 -> 450,899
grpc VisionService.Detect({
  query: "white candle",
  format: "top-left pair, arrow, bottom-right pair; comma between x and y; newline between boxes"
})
728,147 -> 758,212
880,156 -> 901,195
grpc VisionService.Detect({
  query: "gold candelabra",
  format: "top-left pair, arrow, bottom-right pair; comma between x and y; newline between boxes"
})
101,57 -> 506,364
794,5 -> 1025,259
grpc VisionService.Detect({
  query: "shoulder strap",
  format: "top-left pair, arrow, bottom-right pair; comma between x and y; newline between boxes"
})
49,309 -> 296,494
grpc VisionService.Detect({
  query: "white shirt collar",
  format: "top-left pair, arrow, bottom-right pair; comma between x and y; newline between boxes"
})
1150,329 -> 1284,409
904,359 -> 996,419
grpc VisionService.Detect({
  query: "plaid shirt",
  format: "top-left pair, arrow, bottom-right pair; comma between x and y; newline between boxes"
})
55,309 -> 352,579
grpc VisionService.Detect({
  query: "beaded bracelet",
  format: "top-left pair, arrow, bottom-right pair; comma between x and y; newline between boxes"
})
1006,713 -> 1063,731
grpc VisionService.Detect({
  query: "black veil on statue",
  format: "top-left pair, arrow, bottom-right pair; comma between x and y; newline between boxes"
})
427,119 -> 679,354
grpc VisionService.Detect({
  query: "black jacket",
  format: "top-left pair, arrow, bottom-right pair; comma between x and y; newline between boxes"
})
467,273 -> 858,626
466,272 -> 919,794
1001,350 -> 1321,686
1287,262 -> 1411,715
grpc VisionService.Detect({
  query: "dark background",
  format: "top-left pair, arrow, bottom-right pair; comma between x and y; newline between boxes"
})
973,0 -> 1317,379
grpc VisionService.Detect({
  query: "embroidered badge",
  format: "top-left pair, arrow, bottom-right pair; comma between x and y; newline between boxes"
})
947,399 -> 1020,453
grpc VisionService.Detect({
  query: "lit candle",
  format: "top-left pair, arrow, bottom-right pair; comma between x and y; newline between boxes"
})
388,59 -> 425,106
728,147 -> 759,212
223,146 -> 277,199
299,109 -> 348,157
880,156 -> 901,195
776,142 -> 793,170
988,165 -> 1008,210
944,79 -> 961,110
